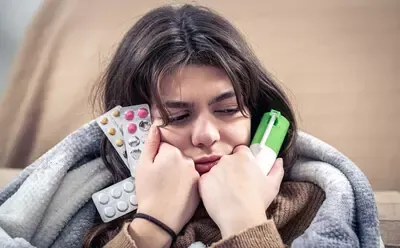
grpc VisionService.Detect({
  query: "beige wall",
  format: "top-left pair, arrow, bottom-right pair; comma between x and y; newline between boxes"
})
1,0 -> 399,190
187,0 -> 400,190
222,0 -> 400,190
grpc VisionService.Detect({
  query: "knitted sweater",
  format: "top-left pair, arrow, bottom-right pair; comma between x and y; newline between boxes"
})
104,182 -> 325,248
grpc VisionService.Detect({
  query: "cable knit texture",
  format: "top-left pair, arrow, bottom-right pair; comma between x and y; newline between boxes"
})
0,120 -> 380,248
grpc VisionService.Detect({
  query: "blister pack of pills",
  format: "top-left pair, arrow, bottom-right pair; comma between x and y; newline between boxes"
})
93,104 -> 151,222
120,104 -> 151,176
92,177 -> 138,222
96,106 -> 129,167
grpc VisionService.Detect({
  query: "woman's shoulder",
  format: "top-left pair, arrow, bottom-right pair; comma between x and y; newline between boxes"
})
273,181 -> 325,214
279,181 -> 325,199
268,181 -> 325,244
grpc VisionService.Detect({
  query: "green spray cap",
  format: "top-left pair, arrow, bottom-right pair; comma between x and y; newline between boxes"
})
251,110 -> 290,154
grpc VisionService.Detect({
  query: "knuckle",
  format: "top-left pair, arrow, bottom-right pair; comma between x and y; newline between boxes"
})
236,145 -> 249,153
236,153 -> 252,166
243,148 -> 254,159
234,146 -> 252,159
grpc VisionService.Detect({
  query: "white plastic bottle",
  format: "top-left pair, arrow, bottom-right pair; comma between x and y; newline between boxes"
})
250,110 -> 290,175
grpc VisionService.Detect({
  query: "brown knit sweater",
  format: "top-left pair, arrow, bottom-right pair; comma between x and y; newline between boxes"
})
104,181 -> 325,248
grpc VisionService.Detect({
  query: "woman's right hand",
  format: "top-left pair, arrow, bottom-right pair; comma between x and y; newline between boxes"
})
133,125 -> 200,235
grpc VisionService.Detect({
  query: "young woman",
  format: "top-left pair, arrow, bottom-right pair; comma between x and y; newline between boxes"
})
0,3 -> 380,248
84,4 -> 325,248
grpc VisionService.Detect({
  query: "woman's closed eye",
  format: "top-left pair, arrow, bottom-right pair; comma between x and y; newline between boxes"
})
167,108 -> 240,125
214,108 -> 239,114
168,113 -> 191,124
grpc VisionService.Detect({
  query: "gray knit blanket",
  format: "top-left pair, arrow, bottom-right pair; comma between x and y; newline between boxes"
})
0,120 -> 381,248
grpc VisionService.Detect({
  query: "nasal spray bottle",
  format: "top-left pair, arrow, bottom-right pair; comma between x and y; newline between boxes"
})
250,110 -> 290,175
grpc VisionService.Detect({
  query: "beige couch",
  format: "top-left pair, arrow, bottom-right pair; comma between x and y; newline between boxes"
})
0,169 -> 21,188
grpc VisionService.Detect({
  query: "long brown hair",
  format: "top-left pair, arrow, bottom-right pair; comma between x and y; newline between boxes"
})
85,4 -> 298,247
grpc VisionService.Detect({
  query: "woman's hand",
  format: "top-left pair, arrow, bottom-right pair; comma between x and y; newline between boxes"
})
132,126 -> 200,239
198,145 -> 284,238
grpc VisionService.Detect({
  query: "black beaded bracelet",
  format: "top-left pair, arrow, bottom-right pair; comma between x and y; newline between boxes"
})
133,213 -> 177,241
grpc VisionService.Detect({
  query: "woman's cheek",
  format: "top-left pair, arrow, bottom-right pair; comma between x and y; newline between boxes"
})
158,127 -> 172,143
221,120 -> 251,147
158,126 -> 190,150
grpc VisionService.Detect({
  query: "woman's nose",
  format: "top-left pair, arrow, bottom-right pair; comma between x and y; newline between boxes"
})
191,116 -> 220,148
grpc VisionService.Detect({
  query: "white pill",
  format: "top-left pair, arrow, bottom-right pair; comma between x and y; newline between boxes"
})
130,195 -> 138,206
98,194 -> 109,204
123,182 -> 135,192
111,188 -> 122,199
104,207 -> 116,217
117,201 -> 128,212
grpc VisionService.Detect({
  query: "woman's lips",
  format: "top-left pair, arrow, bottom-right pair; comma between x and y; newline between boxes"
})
195,160 -> 220,174
194,155 -> 221,174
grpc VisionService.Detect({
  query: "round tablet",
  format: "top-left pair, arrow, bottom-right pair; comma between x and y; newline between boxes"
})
116,139 -> 123,147
123,181 -> 135,192
111,188 -> 122,199
117,201 -> 128,212
128,123 -> 137,134
125,110 -> 134,121
138,108 -> 148,118
100,117 -> 108,125
113,110 -> 120,117
129,195 -> 138,206
108,128 -> 116,136
98,194 -> 109,205
104,207 -> 116,218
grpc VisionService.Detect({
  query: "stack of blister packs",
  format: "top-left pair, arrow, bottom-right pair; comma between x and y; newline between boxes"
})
92,104 -> 151,222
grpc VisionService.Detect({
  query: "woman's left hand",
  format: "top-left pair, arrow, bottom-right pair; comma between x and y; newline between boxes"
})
198,145 -> 284,238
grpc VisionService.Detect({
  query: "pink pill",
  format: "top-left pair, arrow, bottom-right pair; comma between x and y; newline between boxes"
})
138,108 -> 148,118
125,110 -> 134,120
128,123 -> 137,134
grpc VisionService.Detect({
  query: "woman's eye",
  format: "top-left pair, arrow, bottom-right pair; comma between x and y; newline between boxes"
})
168,113 -> 190,124
215,108 -> 239,114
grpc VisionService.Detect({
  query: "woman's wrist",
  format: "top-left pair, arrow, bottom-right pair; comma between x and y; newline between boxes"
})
129,218 -> 172,248
219,212 -> 269,239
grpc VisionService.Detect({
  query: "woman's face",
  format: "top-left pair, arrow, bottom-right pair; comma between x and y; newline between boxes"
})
151,65 -> 251,174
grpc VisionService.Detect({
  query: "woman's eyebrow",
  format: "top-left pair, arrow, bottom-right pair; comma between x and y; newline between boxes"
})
208,91 -> 236,105
164,101 -> 193,109
163,91 -> 236,109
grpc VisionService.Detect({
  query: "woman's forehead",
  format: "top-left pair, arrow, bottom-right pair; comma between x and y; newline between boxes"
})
158,65 -> 234,99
